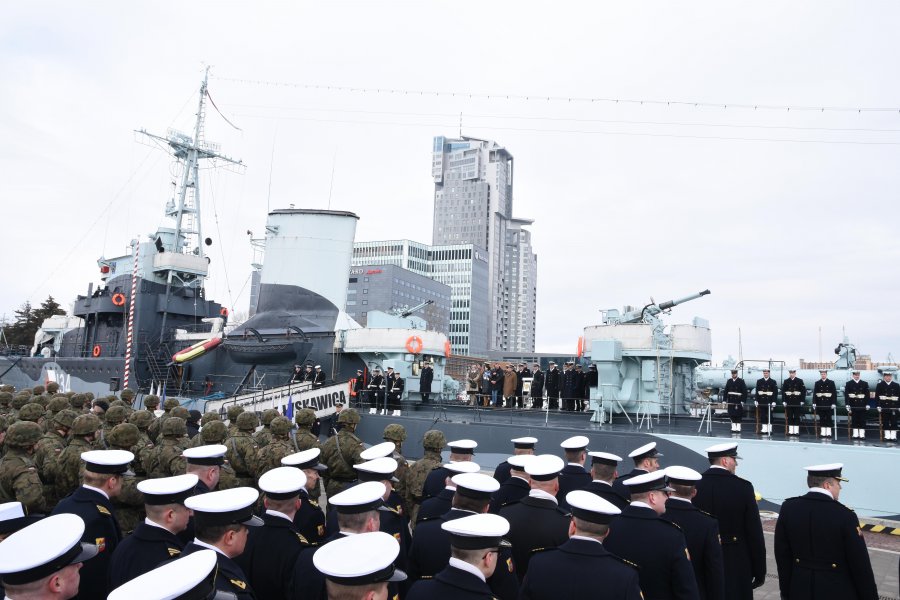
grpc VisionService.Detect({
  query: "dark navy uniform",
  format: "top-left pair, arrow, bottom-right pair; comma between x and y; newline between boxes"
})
545,366 -> 561,410
499,494 -> 570,581
663,498 -> 726,600
51,486 -> 122,600
531,369 -> 544,409
407,508 -> 519,600
387,375 -> 404,412
562,368 -> 578,411
813,377 -> 838,428
844,377 -> 870,430
493,460 -> 512,484
521,537 -> 643,600
291,532 -> 346,600
406,563 -> 494,600
692,468 -> 766,600
724,375 -> 747,424
556,464 -> 591,509
612,468 -> 647,502
603,504 -> 700,600
782,376 -> 807,428
378,503 -> 412,578
294,489 -> 326,544
582,480 -> 629,511
489,476 -> 530,514
417,487 -> 454,522
774,491 -> 877,600
235,512 -> 308,600
181,541 -> 256,599
875,379 -> 900,432
108,520 -> 184,589
423,465 -> 450,500
754,376 -> 778,427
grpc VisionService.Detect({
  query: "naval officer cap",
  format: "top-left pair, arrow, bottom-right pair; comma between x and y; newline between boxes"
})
525,454 -> 565,481
560,436 -> 590,451
511,436 -> 538,449
259,466 -> 307,500
108,549 -> 218,600
441,513 -> 511,550
588,451 -> 623,467
451,473 -> 500,500
329,481 -> 386,514
282,448 -> 328,471
137,474 -> 198,506
448,439 -> 478,455
507,454 -> 534,472
360,441 -> 396,461
182,444 -> 227,466
805,463 -> 849,482
566,490 -> 621,524
184,487 -> 263,528
81,449 -> 134,474
0,502 -> 41,535
444,461 -> 481,475
314,531 -> 406,585
354,457 -> 399,483
789,368 -> 797,373
624,471 -> 674,494
628,442 -> 663,461
852,369 -> 860,374
705,442 -> 741,459
664,466 -> 703,487
0,514 -> 98,586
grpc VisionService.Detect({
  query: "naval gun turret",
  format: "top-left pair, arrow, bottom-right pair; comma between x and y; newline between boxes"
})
584,290 -> 712,424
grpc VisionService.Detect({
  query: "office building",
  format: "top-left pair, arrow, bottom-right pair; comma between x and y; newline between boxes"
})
346,264 -> 451,333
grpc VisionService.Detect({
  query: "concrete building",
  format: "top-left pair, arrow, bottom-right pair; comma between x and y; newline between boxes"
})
346,264 -> 451,333
431,135 -> 537,353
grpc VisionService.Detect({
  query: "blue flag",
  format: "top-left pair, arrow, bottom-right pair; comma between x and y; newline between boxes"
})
286,395 -> 294,420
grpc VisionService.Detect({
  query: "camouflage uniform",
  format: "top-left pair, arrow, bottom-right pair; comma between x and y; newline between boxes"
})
107,423 -> 146,534
46,382 -> 60,395
198,420 -> 240,490
16,403 -> 45,430
43,395 -> 70,433
225,412 -> 259,487
0,421 -> 46,514
35,409 -> 78,509
127,410 -> 156,473
294,409 -> 323,501
55,414 -> 102,499
0,392 -> 14,423
321,409 -> 365,498
383,424 -> 411,514
188,412 -> 222,448
0,416 -> 7,458
254,417 -> 294,478
253,409 -> 280,449
147,417 -> 190,477
148,398 -> 179,443
406,429 -> 447,525
100,405 -> 129,449
226,405 -> 244,436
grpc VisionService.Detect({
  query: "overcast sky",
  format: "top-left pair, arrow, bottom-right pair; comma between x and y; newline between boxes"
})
2,2 -> 899,365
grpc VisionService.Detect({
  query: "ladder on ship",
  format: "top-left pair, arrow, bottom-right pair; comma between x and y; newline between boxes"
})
143,341 -> 177,395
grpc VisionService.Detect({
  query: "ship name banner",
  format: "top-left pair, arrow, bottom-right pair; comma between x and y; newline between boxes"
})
227,382 -> 347,418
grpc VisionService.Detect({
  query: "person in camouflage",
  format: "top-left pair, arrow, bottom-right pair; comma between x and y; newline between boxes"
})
225,411 -> 259,486
100,405 -> 129,449
125,411 -> 155,477
9,392 -> 32,422
34,409 -> 78,509
45,382 -> 59,394
320,409 -> 365,498
254,416 -> 294,479
15,403 -> 45,431
226,404 -> 244,436
43,395 -> 70,433
106,423 -> 147,534
293,408 -> 323,501
195,420 -> 240,490
119,388 -> 136,405
148,398 -> 180,443
254,408 -> 280,449
0,392 -> 14,422
31,385 -> 45,396
142,394 -> 160,415
383,423 -> 411,514
147,417 -> 190,477
55,413 -> 102,499
68,393 -> 86,414
0,421 -> 46,514
406,429 -> 447,526
201,411 -> 220,426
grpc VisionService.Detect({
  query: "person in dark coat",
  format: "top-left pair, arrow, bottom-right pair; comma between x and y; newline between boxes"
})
423,439 -> 477,500
51,449 -> 132,600
235,468 -> 311,600
521,490 -> 642,600
561,362 -> 578,411
406,512 -> 510,600
418,461 -> 480,523
754,368 -> 778,434
502,365 -> 517,408
181,487 -> 264,600
186,410 -> 202,439
530,363 -> 544,409
282,448 -> 329,545
585,364 -> 598,411
782,369 -> 806,435
489,454 -> 532,513
583,451 -> 630,511
774,463 -> 878,600
480,362 -> 492,407
499,455 -> 570,582
724,369 -> 747,433
419,361 -> 434,403
312,365 -> 326,388
492,436 -> 537,484
556,435 -> 591,509
573,365 -> 586,411
490,364 -> 504,407
312,530 -> 407,600
545,362 -> 561,410
692,443 -> 766,600
603,471 -> 700,600
813,369 -> 838,437
663,466 -> 726,600
368,368 -> 386,413
612,441 -> 663,501
108,473 -> 197,589
514,364 -> 531,409
845,370 -> 871,439
290,364 -> 304,384
875,371 -> 900,440
387,370 -> 405,414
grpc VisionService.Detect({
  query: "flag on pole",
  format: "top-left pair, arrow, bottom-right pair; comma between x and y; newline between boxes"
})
285,395 -> 294,420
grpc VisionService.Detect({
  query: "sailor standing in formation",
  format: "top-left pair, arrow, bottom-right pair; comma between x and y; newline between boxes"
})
582,451 -> 629,511
782,368 -> 806,435
813,369 -> 837,438
612,441 -> 663,501
556,436 -> 591,509
845,369 -> 870,439
754,368 -> 778,434
875,371 -> 900,440
723,369 -> 747,433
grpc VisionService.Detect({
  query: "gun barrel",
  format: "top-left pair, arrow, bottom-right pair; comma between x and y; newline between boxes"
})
657,289 -> 711,311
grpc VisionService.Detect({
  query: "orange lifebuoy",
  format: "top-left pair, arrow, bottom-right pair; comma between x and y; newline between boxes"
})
92,345 -> 101,357
405,336 -> 423,354
577,336 -> 584,358
111,293 -> 126,307
444,340 -> 452,358
220,307 -> 229,317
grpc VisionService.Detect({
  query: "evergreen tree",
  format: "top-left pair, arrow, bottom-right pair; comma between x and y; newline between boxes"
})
4,296 -> 65,348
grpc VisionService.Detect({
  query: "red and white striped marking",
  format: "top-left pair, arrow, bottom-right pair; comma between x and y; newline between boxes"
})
123,240 -> 139,390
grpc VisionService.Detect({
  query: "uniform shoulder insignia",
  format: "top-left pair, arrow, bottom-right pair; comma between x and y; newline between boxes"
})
554,506 -> 572,517
417,515 -> 440,524
611,555 -> 640,570
685,547 -> 691,560
229,579 -> 247,590
309,499 -> 319,508
530,547 -> 551,554
296,533 -> 309,544
379,505 -> 399,515
96,504 -> 111,515
95,537 -> 106,552
660,518 -> 682,530
506,556 -> 514,573
167,547 -> 181,557
697,508 -> 715,518
317,524 -> 325,537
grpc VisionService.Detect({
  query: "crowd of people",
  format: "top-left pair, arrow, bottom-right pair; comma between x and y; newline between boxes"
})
465,361 -> 598,411
0,380 -> 890,599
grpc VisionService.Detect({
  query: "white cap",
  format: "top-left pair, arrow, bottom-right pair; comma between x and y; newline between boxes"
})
0,514 -> 98,585
108,549 -> 218,600
313,531 -> 407,584
184,487 -> 263,527
281,448 -> 327,471
315,365 -> 322,369
182,444 -> 227,466
627,442 -> 662,460
448,439 -> 478,454
441,513 -> 510,549
330,481 -> 386,513
137,474 -> 198,506
804,463 -> 848,481
354,457 -> 399,483
444,461 -> 481,474
80,449 -> 134,474
361,441 -> 396,461
704,443 -> 740,459
588,452 -> 622,466
566,490 -> 621,524
259,466 -> 307,499
560,435 -> 590,450
664,466 -> 702,485
525,454 -> 565,481
511,436 -> 538,449
623,471 -> 673,494
507,455 -> 535,471
450,473 -> 500,500
0,502 -> 33,535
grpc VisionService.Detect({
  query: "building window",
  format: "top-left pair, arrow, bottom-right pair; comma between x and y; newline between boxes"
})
363,289 -> 368,294
349,277 -> 358,283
